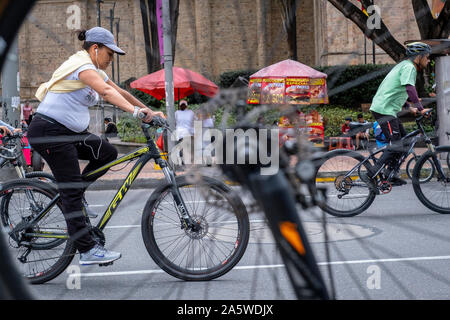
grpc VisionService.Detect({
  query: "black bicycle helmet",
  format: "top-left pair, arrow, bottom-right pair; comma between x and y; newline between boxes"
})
406,42 -> 432,57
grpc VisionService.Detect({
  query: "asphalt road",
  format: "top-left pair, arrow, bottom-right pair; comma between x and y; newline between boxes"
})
23,183 -> 450,300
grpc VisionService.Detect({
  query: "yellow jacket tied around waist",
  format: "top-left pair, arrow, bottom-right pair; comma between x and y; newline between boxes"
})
35,50 -> 107,101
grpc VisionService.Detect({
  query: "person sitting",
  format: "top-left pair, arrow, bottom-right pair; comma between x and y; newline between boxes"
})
341,117 -> 351,134
104,117 -> 118,139
354,114 -> 370,150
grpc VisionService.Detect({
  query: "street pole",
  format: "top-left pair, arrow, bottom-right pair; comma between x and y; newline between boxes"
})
1,37 -> 20,128
116,18 -> 120,85
96,0 -> 103,26
114,18 -> 120,124
108,8 -> 115,83
162,0 -> 176,153
364,36 -> 367,64
1,37 -> 21,181
372,41 -> 376,64
436,56 -> 450,147
106,3 -> 117,123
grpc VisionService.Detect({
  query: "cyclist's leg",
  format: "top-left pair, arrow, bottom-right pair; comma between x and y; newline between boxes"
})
76,132 -> 118,182
28,117 -> 96,253
370,112 -> 403,177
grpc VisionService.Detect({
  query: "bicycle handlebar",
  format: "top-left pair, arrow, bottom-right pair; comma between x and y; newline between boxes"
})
138,113 -> 169,128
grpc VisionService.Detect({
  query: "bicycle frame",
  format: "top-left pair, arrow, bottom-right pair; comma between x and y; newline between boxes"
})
12,126 -> 193,241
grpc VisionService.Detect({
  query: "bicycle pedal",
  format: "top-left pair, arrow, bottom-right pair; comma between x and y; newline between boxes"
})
99,262 -> 114,267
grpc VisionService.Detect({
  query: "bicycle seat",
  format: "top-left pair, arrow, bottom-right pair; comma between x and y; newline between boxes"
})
348,122 -> 372,131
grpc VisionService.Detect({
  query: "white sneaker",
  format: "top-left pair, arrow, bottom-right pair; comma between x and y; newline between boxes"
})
79,244 -> 121,265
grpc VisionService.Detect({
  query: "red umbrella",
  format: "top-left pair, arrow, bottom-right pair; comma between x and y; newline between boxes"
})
130,67 -> 219,101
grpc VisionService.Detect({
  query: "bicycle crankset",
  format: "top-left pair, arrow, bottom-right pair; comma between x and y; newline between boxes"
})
378,181 -> 392,194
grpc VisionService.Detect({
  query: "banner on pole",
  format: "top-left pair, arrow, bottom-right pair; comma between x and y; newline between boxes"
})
156,0 -> 164,64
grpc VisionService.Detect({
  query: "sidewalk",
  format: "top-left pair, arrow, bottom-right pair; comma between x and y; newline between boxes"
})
29,147 -> 432,190
40,155 -> 227,190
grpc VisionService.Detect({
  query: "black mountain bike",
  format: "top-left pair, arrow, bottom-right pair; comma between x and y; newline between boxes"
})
314,110 -> 450,217
0,132 -> 54,182
0,117 -> 250,284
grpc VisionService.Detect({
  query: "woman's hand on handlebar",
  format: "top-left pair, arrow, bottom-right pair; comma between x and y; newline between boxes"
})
137,107 -> 166,123
0,125 -> 13,136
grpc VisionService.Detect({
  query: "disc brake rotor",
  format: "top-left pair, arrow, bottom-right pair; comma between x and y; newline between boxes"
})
185,215 -> 208,240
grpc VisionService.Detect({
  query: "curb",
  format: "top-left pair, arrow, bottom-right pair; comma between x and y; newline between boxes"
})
315,169 -> 409,182
87,177 -> 241,191
87,178 -> 163,190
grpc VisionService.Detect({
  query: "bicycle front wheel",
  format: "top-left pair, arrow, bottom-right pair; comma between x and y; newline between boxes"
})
141,175 -> 249,281
412,146 -> 450,214
314,150 -> 376,217
0,179 -> 76,284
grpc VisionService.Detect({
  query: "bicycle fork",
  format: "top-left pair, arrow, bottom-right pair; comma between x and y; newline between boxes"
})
427,144 -> 449,182
160,164 -> 200,232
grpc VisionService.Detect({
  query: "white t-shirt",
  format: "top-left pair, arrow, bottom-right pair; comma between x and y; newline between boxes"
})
175,109 -> 195,140
36,64 -> 109,133
202,117 -> 214,128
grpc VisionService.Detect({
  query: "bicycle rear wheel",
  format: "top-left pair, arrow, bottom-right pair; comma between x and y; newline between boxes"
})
0,179 -> 76,284
412,146 -> 450,214
406,155 -> 434,182
314,150 -> 376,217
25,171 -> 55,183
141,175 -> 249,281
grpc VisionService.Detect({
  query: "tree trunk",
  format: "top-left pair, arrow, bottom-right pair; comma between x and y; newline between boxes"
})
279,0 -> 298,61
432,0 -> 450,39
170,0 -> 180,63
140,0 -> 152,74
140,0 -> 179,73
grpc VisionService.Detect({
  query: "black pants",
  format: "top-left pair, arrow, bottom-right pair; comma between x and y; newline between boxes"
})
28,114 -> 118,253
371,111 -> 407,171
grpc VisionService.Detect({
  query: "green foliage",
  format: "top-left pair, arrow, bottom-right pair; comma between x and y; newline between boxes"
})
218,69 -> 258,88
315,64 -> 394,108
425,59 -> 436,95
308,105 -> 374,137
116,114 -> 147,143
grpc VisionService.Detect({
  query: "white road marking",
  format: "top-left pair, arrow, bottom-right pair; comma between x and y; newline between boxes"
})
74,255 -> 450,278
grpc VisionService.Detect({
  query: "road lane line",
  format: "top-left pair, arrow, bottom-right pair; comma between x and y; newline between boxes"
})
104,219 -> 267,229
74,255 -> 450,278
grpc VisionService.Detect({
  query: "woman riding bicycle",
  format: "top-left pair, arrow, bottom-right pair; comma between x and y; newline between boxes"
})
368,42 -> 432,185
27,27 -> 164,266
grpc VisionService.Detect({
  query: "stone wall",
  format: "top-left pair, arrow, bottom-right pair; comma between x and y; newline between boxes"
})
13,0 -> 424,101
317,0 -> 422,66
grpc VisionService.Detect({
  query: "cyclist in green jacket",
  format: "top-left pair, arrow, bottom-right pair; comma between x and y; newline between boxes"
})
368,42 -> 432,185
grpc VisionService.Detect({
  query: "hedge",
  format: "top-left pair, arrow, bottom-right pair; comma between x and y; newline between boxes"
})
217,64 -> 394,109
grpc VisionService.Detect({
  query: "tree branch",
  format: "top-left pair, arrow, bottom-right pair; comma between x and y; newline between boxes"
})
411,0 -> 434,39
435,0 -> 450,38
327,0 -> 406,61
